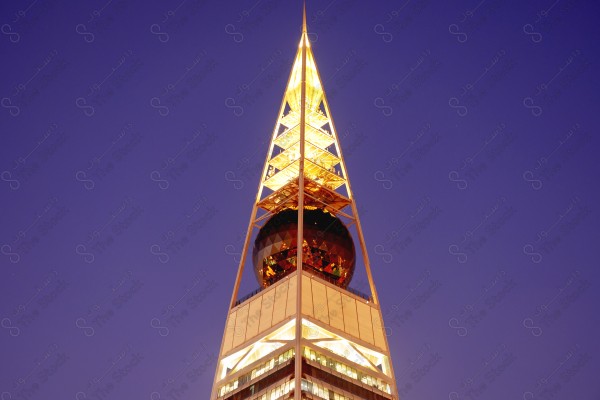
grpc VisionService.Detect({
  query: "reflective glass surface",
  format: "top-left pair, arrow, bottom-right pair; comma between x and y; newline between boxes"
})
253,208 -> 355,288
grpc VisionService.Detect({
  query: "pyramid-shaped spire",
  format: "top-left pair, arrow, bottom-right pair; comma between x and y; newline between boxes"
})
255,8 -> 355,219
284,37 -> 323,113
210,7 -> 400,399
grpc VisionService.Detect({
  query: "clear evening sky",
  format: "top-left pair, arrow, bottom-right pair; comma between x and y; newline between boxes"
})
1,1 -> 599,399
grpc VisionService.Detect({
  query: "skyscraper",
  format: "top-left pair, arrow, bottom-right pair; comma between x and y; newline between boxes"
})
210,6 -> 399,400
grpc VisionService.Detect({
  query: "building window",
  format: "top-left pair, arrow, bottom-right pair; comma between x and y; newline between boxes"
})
302,347 -> 391,394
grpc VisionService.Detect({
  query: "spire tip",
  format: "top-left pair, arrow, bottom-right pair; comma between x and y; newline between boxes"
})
302,1 -> 307,33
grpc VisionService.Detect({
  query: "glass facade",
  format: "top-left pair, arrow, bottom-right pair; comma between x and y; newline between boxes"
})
301,319 -> 392,378
217,345 -> 391,399
301,379 -> 353,400
248,379 -> 294,400
303,347 -> 391,394
218,349 -> 295,398
219,319 -> 296,380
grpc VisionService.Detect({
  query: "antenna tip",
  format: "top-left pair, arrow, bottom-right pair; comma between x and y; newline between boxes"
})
302,1 -> 307,33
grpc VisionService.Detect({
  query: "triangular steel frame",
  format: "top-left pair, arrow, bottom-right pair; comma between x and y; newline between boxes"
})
210,4 -> 399,399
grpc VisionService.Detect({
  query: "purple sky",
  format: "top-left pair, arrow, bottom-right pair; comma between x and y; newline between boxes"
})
1,1 -> 599,399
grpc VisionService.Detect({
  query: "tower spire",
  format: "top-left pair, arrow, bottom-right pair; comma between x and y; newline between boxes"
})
210,4 -> 399,399
302,1 -> 307,34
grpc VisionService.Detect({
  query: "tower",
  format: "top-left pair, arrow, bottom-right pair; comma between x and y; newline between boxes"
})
211,6 -> 399,400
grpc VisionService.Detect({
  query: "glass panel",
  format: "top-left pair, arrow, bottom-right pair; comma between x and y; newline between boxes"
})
217,348 -> 295,398
302,346 -> 391,394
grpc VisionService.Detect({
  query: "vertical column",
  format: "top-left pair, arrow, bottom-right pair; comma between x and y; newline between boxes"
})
294,6 -> 308,399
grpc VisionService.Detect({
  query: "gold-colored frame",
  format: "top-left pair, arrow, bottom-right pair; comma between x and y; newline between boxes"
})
211,5 -> 399,399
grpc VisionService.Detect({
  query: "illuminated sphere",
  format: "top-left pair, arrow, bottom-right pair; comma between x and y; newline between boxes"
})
253,208 -> 355,288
